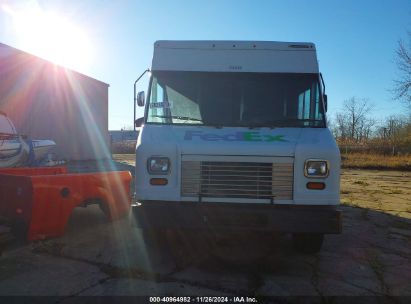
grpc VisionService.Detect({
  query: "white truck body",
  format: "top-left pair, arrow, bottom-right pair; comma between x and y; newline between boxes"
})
134,41 -> 341,246
136,126 -> 340,205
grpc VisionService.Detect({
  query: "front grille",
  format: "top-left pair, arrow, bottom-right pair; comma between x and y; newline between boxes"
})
181,161 -> 293,200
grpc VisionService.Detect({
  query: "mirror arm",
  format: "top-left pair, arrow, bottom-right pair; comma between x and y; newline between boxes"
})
320,73 -> 326,94
133,68 -> 150,132
319,73 -> 328,113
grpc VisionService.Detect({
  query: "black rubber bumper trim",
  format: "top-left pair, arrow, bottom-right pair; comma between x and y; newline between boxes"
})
132,201 -> 342,234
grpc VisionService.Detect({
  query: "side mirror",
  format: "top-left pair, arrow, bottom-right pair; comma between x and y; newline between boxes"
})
135,117 -> 144,128
137,91 -> 145,107
323,94 -> 328,112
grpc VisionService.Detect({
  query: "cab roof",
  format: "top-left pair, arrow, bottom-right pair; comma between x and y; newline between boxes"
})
152,40 -> 319,73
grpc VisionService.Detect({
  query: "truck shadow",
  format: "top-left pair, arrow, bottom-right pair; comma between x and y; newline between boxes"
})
156,205 -> 410,295
1,199 -> 410,296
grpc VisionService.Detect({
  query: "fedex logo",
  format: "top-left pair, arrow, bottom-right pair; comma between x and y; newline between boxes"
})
184,131 -> 287,142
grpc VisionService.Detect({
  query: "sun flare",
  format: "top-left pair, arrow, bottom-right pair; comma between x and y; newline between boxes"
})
3,5 -> 93,72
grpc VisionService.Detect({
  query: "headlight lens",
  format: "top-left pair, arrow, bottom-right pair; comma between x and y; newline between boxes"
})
147,157 -> 170,174
305,160 -> 328,178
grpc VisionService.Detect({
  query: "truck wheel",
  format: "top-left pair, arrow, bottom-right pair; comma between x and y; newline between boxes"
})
292,233 -> 324,254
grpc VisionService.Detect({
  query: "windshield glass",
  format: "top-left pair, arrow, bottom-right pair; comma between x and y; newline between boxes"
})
146,71 -> 325,128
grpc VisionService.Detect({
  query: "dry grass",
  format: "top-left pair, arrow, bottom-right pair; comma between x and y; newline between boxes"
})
341,153 -> 411,171
110,140 -> 136,154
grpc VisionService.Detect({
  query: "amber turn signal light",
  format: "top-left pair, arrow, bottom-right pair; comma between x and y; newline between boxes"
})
150,178 -> 168,186
306,182 -> 325,190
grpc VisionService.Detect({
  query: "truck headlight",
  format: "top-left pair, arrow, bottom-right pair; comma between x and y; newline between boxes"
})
304,160 -> 329,178
147,157 -> 170,174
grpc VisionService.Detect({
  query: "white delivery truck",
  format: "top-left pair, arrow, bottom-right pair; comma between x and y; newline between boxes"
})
133,40 -> 341,253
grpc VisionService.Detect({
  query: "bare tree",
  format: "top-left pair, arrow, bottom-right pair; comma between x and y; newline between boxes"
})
334,97 -> 374,143
359,117 -> 376,141
377,115 -> 410,154
393,31 -> 411,113
334,112 -> 349,140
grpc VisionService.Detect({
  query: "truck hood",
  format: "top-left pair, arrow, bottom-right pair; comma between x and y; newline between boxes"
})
141,125 -> 307,156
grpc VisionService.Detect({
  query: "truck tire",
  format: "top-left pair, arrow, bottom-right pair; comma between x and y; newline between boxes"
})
292,233 -> 324,254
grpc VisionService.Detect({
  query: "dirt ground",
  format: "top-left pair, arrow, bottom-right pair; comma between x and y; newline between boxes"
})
340,170 -> 411,219
0,155 -> 409,299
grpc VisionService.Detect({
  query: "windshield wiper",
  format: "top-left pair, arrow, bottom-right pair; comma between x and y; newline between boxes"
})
282,118 -> 323,123
247,123 -> 277,129
150,115 -> 203,123
204,123 -> 224,129
241,119 -> 325,129
277,118 -> 325,127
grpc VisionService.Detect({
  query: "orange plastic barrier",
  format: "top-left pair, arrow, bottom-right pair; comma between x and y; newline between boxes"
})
0,167 -> 132,241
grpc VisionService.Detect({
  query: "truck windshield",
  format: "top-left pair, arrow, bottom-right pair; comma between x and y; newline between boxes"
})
146,71 -> 325,128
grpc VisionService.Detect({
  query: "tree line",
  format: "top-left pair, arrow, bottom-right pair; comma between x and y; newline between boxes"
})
330,97 -> 411,155
330,32 -> 411,155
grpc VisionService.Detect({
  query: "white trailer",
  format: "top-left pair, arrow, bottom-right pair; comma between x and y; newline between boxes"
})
133,40 -> 341,253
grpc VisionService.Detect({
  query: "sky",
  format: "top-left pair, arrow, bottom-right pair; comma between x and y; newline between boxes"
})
0,0 -> 410,130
